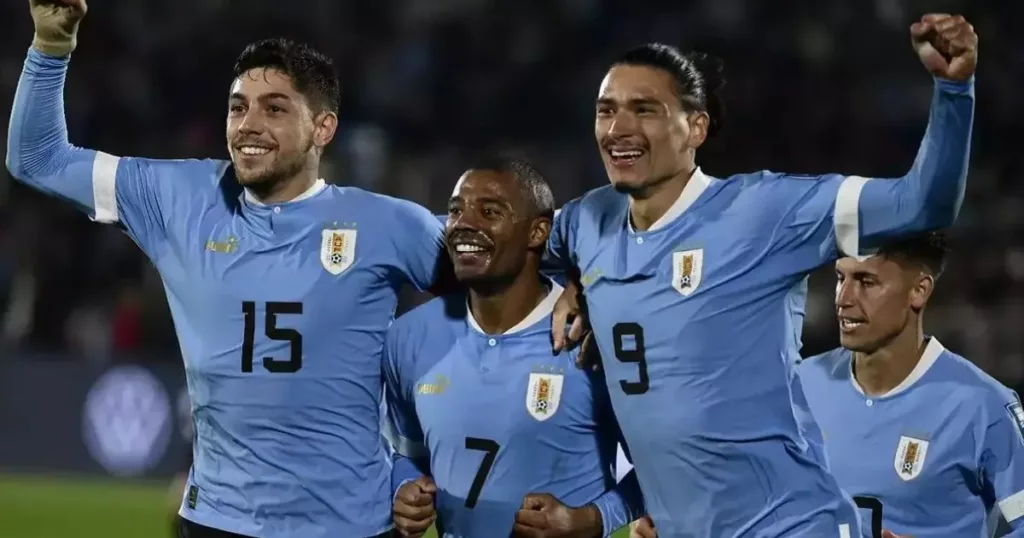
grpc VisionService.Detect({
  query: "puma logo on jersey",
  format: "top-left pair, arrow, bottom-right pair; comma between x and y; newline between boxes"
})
205,236 -> 238,254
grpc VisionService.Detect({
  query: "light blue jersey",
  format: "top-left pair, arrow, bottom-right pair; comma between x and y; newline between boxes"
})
801,340 -> 1024,538
548,77 -> 975,537
8,49 -> 447,538
384,283 -> 644,537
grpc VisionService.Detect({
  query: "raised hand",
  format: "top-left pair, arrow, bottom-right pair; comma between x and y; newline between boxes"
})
910,13 -> 978,82
28,0 -> 88,56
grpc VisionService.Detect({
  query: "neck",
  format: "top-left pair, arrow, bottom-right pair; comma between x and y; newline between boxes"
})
247,169 -> 319,204
852,317 -> 926,397
468,266 -> 547,335
629,163 -> 695,231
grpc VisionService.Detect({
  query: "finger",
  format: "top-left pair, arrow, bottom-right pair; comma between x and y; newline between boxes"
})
567,314 -> 586,344
511,522 -> 543,538
933,14 -> 963,32
920,13 -> 951,24
551,297 -> 570,352
519,494 -> 546,511
393,501 -> 435,520
396,490 -> 432,508
393,514 -> 433,536
514,507 -> 548,527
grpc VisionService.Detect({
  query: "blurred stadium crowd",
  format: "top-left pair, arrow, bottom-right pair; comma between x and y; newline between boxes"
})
0,0 -> 1020,384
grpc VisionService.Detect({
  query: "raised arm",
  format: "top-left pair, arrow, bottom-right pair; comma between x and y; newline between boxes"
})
9,1 -> 221,256
768,14 -> 977,267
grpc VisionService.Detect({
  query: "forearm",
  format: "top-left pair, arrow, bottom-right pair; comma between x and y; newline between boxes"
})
588,470 -> 645,537
858,77 -> 974,246
391,453 -> 428,497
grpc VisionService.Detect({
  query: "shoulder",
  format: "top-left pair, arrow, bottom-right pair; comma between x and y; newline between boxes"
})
333,187 -> 435,219
386,294 -> 467,350
798,347 -> 851,385
555,185 -> 627,233
931,343 -> 1019,413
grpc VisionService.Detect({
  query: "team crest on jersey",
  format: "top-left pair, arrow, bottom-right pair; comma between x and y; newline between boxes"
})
1006,399 -> 1024,446
525,373 -> 564,421
893,435 -> 929,481
671,249 -> 703,297
320,228 -> 357,275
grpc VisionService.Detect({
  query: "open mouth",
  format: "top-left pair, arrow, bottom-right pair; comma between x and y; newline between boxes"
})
606,147 -> 646,168
235,145 -> 275,160
449,238 -> 493,265
838,317 -> 866,332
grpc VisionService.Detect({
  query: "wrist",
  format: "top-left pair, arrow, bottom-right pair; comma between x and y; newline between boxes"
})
32,33 -> 76,58
572,504 -> 604,537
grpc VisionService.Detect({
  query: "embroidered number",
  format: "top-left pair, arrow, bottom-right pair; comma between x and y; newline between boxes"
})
613,322 -> 649,395
241,301 -> 303,373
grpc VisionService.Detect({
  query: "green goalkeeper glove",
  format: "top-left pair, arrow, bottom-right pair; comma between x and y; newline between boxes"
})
29,0 -> 88,57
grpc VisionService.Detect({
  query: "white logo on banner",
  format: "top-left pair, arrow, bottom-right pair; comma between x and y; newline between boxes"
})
82,365 -> 172,476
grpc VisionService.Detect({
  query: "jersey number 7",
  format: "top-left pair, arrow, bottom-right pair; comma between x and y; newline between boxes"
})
613,322 -> 649,395
241,301 -> 303,373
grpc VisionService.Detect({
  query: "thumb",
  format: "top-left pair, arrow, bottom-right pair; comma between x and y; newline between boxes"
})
519,493 -> 546,511
415,476 -> 437,494
881,531 -> 909,538
909,21 -> 932,39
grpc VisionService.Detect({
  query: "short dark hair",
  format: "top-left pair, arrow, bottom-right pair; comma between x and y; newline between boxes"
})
614,43 -> 726,138
877,231 -> 949,279
467,157 -> 556,220
234,38 -> 340,113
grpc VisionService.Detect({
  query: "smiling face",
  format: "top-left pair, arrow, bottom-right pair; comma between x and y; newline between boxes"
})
594,64 -> 708,194
226,68 -> 319,188
445,169 -> 548,286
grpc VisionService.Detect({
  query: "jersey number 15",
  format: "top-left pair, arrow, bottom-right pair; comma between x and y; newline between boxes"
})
241,301 -> 303,373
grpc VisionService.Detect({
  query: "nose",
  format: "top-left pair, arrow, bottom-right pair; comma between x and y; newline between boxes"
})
448,207 -> 483,234
236,108 -> 264,135
607,110 -> 639,137
835,279 -> 855,308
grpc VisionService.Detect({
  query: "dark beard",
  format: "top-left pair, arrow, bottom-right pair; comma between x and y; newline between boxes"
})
235,139 -> 314,198
612,171 -> 675,197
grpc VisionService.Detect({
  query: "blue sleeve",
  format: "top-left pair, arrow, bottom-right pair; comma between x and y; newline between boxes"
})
774,78 -> 974,261
382,322 -> 429,494
981,392 -> 1024,532
389,200 -> 448,292
590,373 -> 645,536
546,203 -> 580,270
6,49 -> 217,257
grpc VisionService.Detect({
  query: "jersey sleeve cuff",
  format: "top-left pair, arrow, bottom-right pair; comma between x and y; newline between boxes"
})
592,490 -> 630,537
934,76 -> 975,95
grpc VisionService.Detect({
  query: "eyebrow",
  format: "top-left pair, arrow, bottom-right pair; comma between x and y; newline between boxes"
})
229,92 -> 294,102
449,195 -> 511,207
596,97 -> 664,107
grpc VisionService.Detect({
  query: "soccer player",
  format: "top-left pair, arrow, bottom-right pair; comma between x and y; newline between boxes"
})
547,14 -> 978,537
800,233 -> 1024,538
10,2 -> 450,537
383,159 -> 644,538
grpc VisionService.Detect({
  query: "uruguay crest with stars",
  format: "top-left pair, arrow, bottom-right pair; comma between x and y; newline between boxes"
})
320,226 -> 357,275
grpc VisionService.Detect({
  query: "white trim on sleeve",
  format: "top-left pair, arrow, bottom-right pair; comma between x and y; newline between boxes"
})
90,151 -> 120,224
832,175 -> 874,259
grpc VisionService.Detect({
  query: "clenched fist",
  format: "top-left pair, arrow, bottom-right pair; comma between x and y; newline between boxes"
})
393,476 -> 437,538
911,13 -> 978,82
29,0 -> 87,57
629,515 -> 656,538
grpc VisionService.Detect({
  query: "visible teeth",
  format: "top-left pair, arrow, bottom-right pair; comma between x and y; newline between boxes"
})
455,244 -> 486,253
840,319 -> 863,329
610,149 -> 643,158
239,146 -> 270,156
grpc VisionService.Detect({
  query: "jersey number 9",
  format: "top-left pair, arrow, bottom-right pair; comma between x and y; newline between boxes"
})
241,301 -> 303,373
613,322 -> 649,395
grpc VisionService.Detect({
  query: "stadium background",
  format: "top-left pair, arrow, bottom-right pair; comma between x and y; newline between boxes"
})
0,0 -> 1020,536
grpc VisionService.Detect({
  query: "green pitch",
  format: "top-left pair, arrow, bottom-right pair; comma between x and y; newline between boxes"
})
0,474 -> 629,538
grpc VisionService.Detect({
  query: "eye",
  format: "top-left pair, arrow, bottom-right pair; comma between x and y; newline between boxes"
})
483,208 -> 499,218
229,104 -> 245,114
596,106 -> 613,117
267,105 -> 284,114
448,206 -> 461,216
636,106 -> 656,115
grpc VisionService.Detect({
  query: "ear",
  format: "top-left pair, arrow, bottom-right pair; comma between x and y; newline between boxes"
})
528,217 -> 552,250
687,111 -> 710,149
312,110 -> 339,148
909,272 -> 935,311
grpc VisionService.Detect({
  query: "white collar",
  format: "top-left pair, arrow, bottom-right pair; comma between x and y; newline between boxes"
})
628,167 -> 712,232
850,337 -> 945,398
244,178 -> 327,206
466,281 -> 563,336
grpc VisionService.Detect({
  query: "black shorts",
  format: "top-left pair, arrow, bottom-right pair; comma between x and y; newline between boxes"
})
176,517 -> 394,538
